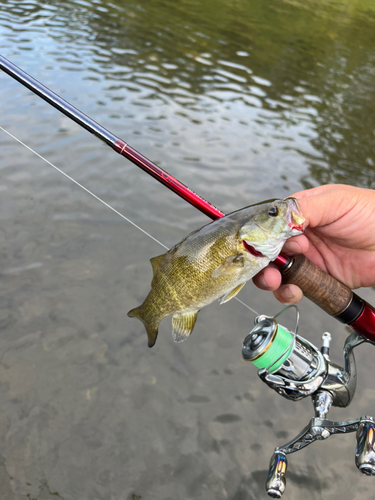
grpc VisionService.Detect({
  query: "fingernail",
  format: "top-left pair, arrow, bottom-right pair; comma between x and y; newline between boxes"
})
283,286 -> 295,299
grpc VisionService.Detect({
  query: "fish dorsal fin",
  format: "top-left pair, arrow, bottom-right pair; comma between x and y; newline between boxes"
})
212,254 -> 245,278
219,283 -> 246,305
150,254 -> 164,275
172,311 -> 199,343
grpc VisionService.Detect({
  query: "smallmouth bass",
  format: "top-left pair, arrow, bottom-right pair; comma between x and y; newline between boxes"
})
128,198 -> 304,347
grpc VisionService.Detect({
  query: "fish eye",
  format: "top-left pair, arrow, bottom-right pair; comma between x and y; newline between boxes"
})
268,206 -> 279,217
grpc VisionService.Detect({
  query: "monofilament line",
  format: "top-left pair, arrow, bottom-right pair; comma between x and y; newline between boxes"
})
0,125 -> 168,250
0,125 -> 258,316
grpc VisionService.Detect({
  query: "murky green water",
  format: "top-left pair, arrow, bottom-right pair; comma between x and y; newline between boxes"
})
1,1 -> 375,499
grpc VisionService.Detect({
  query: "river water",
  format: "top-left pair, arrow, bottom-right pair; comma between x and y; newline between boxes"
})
1,1 -> 375,499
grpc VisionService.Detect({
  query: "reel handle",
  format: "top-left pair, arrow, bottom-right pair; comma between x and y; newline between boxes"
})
266,451 -> 287,498
356,417 -> 375,475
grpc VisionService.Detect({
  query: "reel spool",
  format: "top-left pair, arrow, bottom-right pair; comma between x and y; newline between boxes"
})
242,312 -> 319,382
242,316 -> 293,373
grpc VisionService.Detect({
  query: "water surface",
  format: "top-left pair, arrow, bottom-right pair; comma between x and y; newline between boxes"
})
1,1 -> 375,499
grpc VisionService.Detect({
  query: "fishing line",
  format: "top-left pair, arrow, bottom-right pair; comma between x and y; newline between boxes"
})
0,125 -> 168,250
0,125 -> 259,315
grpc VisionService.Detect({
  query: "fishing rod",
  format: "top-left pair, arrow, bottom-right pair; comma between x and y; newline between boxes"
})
1,53 -> 375,343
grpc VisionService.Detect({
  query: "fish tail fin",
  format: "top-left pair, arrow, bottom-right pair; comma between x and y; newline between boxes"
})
127,306 -> 160,348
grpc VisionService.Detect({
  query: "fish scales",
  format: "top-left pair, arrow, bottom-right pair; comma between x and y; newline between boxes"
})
128,199 -> 305,347
144,219 -> 259,315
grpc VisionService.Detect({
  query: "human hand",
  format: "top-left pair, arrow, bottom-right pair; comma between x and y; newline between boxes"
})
253,184 -> 375,303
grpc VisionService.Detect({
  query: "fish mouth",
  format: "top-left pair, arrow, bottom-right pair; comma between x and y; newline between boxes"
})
243,239 -> 265,257
286,198 -> 305,233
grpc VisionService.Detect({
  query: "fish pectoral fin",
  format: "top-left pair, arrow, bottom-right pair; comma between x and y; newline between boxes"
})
172,311 -> 199,343
219,283 -> 246,305
212,254 -> 245,278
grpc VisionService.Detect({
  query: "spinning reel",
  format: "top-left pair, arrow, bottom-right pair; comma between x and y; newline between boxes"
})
242,306 -> 375,498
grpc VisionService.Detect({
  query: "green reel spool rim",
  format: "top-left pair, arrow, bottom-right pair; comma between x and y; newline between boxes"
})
242,318 -> 294,373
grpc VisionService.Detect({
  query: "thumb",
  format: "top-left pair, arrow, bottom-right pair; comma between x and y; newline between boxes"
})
290,184 -> 364,229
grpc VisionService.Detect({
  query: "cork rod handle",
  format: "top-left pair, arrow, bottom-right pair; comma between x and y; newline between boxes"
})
281,254 -> 353,317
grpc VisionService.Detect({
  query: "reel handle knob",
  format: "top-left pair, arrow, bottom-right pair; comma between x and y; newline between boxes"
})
266,451 -> 287,498
356,417 -> 375,475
